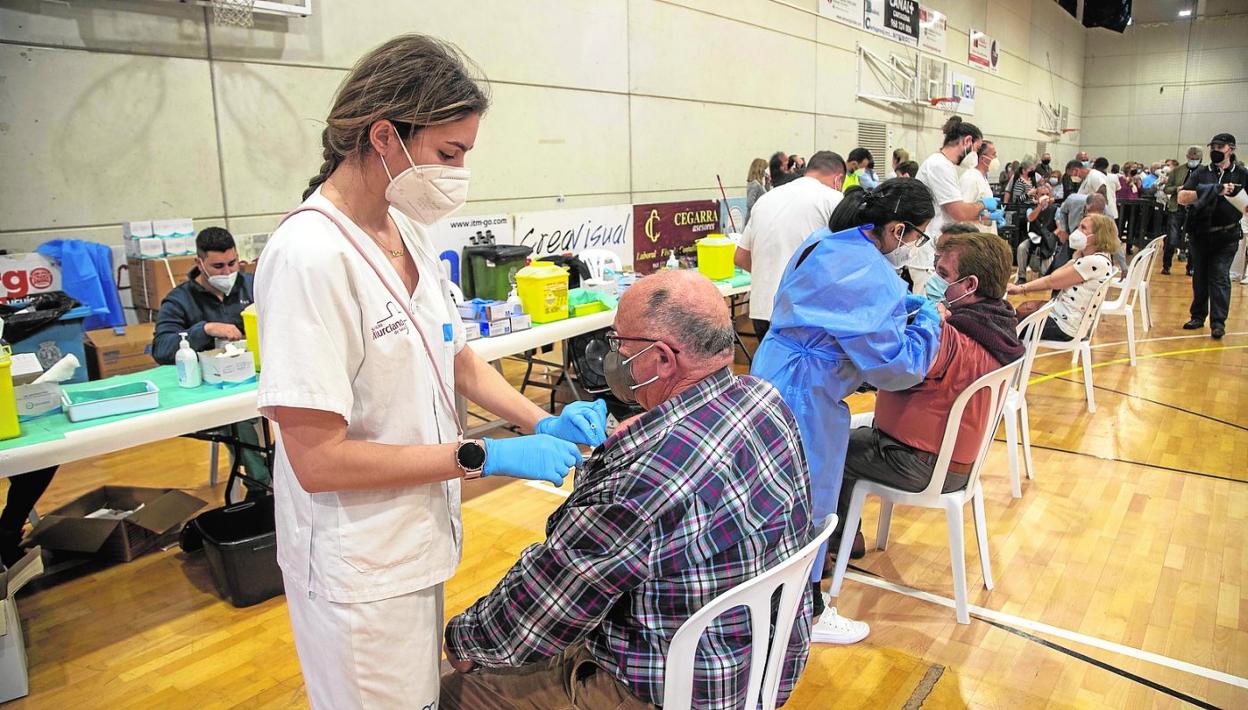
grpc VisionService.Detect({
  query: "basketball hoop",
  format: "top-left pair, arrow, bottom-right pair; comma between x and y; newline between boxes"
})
211,0 -> 256,27
928,96 -> 960,107
1061,128 -> 1080,134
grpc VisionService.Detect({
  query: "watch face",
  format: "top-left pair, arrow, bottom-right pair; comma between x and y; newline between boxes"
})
458,441 -> 486,470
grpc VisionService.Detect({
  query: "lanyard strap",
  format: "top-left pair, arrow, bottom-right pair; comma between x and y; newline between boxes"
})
277,205 -> 463,438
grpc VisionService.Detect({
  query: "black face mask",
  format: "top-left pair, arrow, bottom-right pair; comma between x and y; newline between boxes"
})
1041,158 -> 1050,166
1210,149 -> 1227,164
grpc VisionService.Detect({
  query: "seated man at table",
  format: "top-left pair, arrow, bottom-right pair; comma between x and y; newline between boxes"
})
832,233 -> 1023,556
152,226 -> 269,492
442,269 -> 814,709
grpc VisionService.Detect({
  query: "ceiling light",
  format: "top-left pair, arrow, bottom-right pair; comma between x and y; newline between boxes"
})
1179,9 -> 1193,17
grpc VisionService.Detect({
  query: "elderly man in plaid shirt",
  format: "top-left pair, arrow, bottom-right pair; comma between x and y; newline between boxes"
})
441,269 -> 815,709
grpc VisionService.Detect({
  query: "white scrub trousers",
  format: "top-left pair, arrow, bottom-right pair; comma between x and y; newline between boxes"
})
284,575 -> 444,710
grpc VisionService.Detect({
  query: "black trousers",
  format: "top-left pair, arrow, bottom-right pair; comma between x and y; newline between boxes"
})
1163,209 -> 1186,270
1,467 -> 56,535
1188,235 -> 1240,328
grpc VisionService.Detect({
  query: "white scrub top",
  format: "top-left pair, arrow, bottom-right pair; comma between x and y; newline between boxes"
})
255,189 -> 468,604
914,152 -> 962,271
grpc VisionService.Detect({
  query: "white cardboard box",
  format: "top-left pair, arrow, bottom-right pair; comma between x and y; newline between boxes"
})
162,235 -> 195,256
151,218 -> 192,239
0,253 -> 62,302
198,347 -> 256,385
0,550 -> 43,703
126,237 -> 165,259
123,220 -> 154,239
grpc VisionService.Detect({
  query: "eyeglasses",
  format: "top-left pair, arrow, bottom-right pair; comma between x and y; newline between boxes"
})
900,222 -> 931,248
604,329 -> 681,355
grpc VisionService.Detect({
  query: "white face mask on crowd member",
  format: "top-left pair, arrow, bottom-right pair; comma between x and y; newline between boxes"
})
380,122 -> 471,225
880,220 -> 925,269
208,272 -> 238,294
1068,228 -> 1088,251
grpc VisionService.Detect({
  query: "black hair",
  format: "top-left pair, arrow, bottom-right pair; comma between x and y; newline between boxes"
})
846,147 -> 873,164
805,150 -> 846,175
828,177 -> 935,232
1110,163 -> 1121,173
1093,157 -> 1109,170
196,227 -> 236,256
769,151 -> 788,175
1065,159 -> 1083,171
941,116 -> 982,147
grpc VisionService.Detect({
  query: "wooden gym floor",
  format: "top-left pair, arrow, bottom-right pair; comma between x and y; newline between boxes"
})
3,263 -> 1246,708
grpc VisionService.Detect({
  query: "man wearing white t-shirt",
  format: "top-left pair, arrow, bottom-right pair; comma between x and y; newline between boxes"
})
958,140 -> 998,235
735,150 -> 846,340
1078,156 -> 1118,220
912,117 -> 993,293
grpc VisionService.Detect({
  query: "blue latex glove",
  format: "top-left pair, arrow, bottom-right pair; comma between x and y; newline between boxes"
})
989,208 -> 1006,227
536,399 -> 609,447
979,196 -> 1000,211
903,294 -> 933,319
482,435 -> 581,485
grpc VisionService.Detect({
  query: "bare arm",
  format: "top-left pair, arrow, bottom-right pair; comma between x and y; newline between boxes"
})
454,346 -> 549,432
271,407 -> 461,493
734,247 -> 752,272
944,200 -> 987,221
1007,260 -> 1086,295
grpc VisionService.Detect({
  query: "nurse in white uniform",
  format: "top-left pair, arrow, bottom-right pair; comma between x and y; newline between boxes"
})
253,35 -> 607,709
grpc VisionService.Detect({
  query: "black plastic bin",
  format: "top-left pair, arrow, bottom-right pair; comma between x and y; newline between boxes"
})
194,496 -> 283,607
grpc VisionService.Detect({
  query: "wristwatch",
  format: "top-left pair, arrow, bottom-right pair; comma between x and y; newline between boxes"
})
455,440 -> 486,480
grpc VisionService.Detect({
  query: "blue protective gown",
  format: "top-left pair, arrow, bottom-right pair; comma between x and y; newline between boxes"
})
750,226 -> 942,578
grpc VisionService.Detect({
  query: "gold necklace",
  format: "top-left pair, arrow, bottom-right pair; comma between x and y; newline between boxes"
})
365,231 -> 405,258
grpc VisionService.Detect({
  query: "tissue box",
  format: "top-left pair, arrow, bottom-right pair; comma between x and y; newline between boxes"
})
126,237 -> 165,259
122,220 -> 154,239
463,321 -> 481,341
479,319 -> 512,337
162,235 -> 196,256
9,353 -> 61,421
198,346 -> 256,386
510,314 -> 532,332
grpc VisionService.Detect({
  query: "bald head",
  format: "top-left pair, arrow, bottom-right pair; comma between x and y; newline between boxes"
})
618,270 -> 734,360
1086,193 -> 1107,213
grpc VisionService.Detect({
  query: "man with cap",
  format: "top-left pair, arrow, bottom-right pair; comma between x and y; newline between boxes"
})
1178,133 -> 1246,339
1161,146 -> 1203,275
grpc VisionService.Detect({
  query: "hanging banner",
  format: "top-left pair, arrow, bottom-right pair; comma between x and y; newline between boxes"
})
817,0 -> 864,28
865,0 -> 919,47
946,71 -> 976,115
720,197 -> 747,234
510,204 -> 634,268
919,7 -> 947,55
632,200 -> 720,274
428,213 -> 513,284
968,29 -> 1000,74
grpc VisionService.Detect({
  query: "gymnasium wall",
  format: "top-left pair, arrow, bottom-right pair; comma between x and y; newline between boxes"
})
1081,13 -> 1248,166
0,0 -> 1086,252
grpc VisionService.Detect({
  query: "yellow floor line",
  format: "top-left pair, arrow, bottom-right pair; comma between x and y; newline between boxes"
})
1030,344 -> 1248,385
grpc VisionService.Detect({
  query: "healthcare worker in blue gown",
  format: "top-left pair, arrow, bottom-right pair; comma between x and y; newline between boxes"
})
751,178 -> 944,645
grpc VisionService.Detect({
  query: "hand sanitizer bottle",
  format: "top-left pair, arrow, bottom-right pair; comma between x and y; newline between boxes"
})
176,332 -> 201,388
665,250 -> 680,270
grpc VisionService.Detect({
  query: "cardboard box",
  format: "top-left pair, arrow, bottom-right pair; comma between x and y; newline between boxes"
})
127,255 -> 196,311
122,220 -> 154,239
151,217 -> 193,239
126,237 -> 165,259
510,314 -> 532,332
198,346 -> 255,386
0,253 -> 62,302
161,235 -> 195,256
28,486 -> 206,562
0,549 -> 44,703
85,323 -> 157,379
9,353 -> 61,421
463,321 -> 481,341
480,319 -> 512,337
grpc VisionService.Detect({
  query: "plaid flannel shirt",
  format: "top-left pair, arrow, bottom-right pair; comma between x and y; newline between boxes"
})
446,368 -> 814,708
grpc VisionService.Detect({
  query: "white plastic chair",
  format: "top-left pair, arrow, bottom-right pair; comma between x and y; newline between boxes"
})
828,359 -> 1022,624
1003,302 -> 1054,498
662,515 -> 837,710
1035,275 -> 1116,413
1135,235 -> 1166,332
1101,246 -> 1155,366
578,248 -> 623,281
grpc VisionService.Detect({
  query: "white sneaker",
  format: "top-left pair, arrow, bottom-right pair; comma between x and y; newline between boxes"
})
811,598 -> 869,645
1240,275 -> 1248,284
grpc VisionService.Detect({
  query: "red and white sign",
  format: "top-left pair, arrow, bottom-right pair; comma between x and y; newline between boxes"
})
968,29 -> 1000,74
1,253 -> 62,302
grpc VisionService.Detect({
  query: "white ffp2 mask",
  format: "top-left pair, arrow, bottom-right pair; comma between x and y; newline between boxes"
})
1068,229 -> 1088,251
208,272 -> 238,295
381,130 -> 470,225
